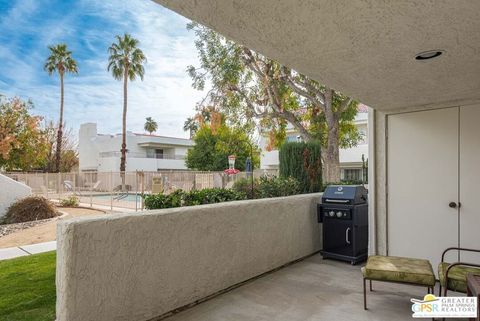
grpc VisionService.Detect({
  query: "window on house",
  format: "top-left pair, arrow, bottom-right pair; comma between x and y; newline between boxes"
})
286,135 -> 300,142
155,149 -> 164,159
359,129 -> 367,144
146,149 -> 155,158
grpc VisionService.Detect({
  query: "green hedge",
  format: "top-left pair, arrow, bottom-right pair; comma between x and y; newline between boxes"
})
279,141 -> 322,193
143,188 -> 246,209
144,176 -> 304,210
232,175 -> 301,199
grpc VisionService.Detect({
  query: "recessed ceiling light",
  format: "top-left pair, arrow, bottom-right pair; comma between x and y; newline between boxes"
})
415,50 -> 444,60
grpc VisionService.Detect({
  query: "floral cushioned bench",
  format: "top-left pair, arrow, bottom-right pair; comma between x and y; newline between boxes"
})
438,263 -> 480,293
361,255 -> 435,310
438,247 -> 480,296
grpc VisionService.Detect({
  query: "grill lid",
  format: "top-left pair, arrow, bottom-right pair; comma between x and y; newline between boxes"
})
321,185 -> 367,205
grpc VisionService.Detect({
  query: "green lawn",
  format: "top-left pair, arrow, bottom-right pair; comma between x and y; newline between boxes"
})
0,252 -> 56,321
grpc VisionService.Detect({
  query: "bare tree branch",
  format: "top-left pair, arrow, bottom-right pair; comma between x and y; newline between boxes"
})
282,74 -> 324,107
229,85 -> 275,118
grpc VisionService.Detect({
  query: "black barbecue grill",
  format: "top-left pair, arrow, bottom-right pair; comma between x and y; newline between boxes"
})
317,185 -> 368,265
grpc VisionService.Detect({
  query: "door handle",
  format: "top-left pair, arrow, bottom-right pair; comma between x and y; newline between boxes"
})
449,202 -> 461,209
346,227 -> 351,245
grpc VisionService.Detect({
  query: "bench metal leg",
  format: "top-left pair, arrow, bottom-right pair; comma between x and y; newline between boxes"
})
362,280 -> 437,312
363,278 -> 367,310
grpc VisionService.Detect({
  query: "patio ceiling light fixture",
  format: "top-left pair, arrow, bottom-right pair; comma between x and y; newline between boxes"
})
415,50 -> 444,60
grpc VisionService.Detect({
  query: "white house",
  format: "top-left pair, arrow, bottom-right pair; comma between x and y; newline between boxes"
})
78,123 -> 194,172
259,108 -> 368,181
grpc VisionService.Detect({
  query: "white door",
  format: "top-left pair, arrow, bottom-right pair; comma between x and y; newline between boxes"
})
388,108 -> 459,270
459,104 -> 480,264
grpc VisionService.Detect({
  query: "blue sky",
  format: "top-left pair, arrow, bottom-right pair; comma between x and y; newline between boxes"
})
0,0 -> 207,138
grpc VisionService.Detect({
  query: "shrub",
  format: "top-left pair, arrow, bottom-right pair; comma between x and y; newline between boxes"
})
143,188 -> 246,210
232,177 -> 259,199
183,188 -> 246,205
257,176 -> 301,198
279,141 -> 322,193
59,195 -> 79,207
233,176 -> 302,199
143,189 -> 184,209
2,196 -> 59,224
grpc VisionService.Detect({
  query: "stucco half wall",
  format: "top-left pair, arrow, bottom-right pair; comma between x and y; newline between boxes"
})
56,193 -> 322,321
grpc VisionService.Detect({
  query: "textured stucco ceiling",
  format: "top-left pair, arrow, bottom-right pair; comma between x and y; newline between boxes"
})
152,0 -> 480,110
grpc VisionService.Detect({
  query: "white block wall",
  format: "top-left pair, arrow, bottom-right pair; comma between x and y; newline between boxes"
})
0,174 -> 32,218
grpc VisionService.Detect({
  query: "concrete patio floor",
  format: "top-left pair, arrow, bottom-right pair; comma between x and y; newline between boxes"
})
166,254 -> 466,321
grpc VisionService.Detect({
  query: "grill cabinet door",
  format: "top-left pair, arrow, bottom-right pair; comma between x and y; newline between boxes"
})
323,219 -> 354,257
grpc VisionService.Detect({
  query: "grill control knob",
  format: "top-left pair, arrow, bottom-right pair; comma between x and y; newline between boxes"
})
336,211 -> 343,218
329,211 -> 335,217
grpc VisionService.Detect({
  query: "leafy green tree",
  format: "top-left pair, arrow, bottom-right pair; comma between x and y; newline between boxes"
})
107,34 -> 146,185
186,124 -> 260,171
0,96 -> 49,171
144,117 -> 158,135
44,43 -> 78,173
187,23 -> 363,182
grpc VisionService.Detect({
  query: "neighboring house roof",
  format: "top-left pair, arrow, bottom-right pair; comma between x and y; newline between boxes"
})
133,133 -> 192,141
134,133 -> 195,147
93,131 -> 194,147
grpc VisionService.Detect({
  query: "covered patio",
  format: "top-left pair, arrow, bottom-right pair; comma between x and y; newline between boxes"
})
53,1 -> 480,320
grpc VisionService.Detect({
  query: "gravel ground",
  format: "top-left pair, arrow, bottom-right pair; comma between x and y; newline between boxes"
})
0,218 -> 57,238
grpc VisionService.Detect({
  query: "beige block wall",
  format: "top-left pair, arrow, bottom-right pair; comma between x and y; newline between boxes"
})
56,193 -> 322,321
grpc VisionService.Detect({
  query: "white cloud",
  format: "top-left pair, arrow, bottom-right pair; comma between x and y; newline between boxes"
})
0,0 -> 209,139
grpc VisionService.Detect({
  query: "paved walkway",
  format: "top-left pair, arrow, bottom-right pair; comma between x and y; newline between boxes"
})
0,241 -> 56,260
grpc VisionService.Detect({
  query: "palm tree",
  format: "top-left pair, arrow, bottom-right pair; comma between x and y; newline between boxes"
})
183,117 -> 199,138
107,34 -> 146,186
44,44 -> 78,173
144,117 -> 158,135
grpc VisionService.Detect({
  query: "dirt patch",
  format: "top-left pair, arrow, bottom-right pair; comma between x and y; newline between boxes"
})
0,207 -> 106,248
